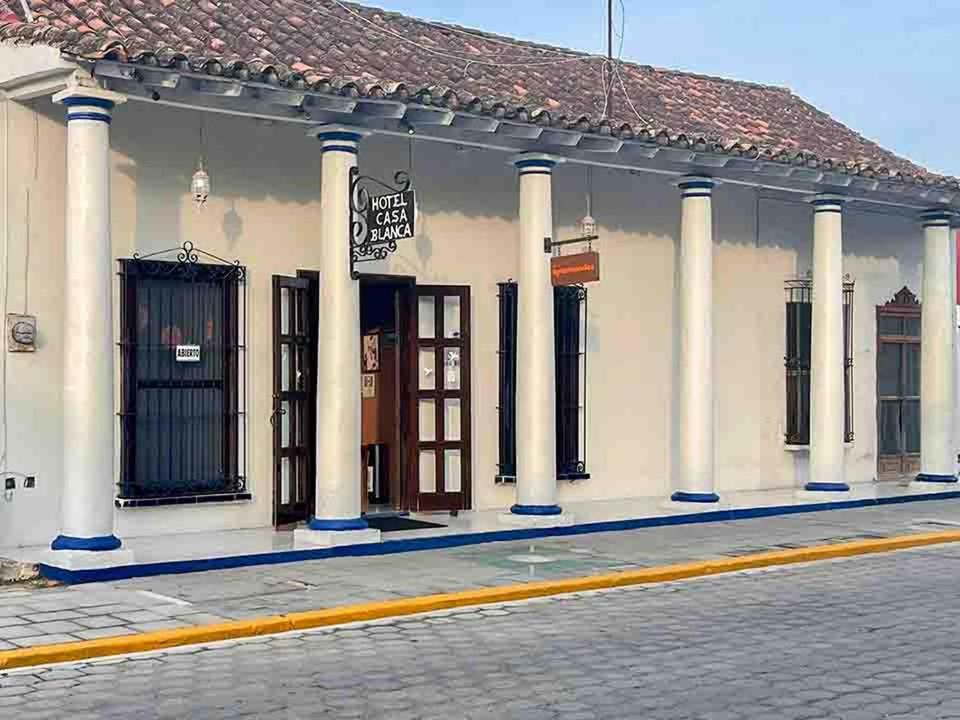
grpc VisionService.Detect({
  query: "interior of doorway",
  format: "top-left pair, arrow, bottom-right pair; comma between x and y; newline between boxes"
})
359,275 -> 414,515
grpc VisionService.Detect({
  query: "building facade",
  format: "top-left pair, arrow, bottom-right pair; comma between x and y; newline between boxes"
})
0,4 -> 958,552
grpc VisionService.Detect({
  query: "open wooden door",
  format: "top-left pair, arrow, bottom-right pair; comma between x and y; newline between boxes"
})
411,286 -> 471,511
272,275 -> 315,526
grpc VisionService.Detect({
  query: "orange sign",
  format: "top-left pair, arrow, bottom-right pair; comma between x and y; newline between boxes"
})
551,251 -> 600,286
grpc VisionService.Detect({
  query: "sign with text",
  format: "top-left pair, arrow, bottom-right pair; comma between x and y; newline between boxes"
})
365,190 -> 416,244
551,251 -> 600,286
175,344 -> 201,362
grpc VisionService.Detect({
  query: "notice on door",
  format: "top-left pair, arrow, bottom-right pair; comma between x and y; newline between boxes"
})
175,344 -> 201,362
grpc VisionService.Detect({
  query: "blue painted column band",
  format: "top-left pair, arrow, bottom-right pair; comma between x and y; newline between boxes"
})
314,130 -> 365,143
51,534 -> 122,552
670,491 -> 720,503
804,482 -> 851,492
915,473 -> 959,484
920,209 -> 954,228
63,96 -> 115,124
308,517 -> 370,531
677,177 -> 715,193
510,504 -> 563,516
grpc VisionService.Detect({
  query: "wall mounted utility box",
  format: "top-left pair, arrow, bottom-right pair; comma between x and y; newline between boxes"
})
6,314 -> 37,352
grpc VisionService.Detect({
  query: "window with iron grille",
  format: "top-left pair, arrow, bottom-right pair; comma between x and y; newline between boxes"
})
784,274 -> 854,445
118,248 -> 247,503
497,282 -> 589,481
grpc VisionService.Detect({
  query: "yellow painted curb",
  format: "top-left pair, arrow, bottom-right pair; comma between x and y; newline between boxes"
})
2,528 -> 959,671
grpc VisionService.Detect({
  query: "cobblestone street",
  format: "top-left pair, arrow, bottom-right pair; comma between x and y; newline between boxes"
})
3,542 -> 960,719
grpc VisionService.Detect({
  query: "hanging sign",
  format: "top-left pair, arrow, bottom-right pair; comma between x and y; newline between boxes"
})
551,251 -> 600,286
349,168 -> 415,279
175,344 -> 201,362
365,190 -> 416,244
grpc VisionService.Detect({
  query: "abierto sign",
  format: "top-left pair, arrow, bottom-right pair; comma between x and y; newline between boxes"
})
551,251 -> 600,286
175,344 -> 201,362
366,190 -> 416,243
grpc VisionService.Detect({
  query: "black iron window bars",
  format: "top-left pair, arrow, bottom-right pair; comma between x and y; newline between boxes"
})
117,242 -> 247,503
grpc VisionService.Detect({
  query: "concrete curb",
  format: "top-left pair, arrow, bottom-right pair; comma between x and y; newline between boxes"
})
2,529 -> 959,671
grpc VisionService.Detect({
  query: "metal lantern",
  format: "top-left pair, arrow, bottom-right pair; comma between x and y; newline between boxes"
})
191,159 -> 210,207
580,214 -> 597,237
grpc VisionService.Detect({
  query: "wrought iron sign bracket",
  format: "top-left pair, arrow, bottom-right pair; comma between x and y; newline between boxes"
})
544,234 -> 599,255
349,166 -> 413,279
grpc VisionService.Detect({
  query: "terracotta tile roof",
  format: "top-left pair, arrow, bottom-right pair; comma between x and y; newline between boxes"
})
0,0 -> 953,187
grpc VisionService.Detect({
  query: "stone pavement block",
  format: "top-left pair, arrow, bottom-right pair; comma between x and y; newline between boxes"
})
20,611 -> 85,623
9,633 -> 80,647
128,619 -> 188,632
72,627 -> 137,641
108,610 -> 169,623
0,624 -> 45,640
23,620 -> 85,634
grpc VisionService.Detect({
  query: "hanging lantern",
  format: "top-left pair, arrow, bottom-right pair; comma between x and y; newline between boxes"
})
580,213 -> 597,237
191,159 -> 210,207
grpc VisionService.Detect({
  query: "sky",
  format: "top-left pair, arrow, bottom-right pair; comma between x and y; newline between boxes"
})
364,0 -> 960,176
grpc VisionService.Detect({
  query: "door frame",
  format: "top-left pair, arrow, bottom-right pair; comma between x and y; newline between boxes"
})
876,287 -> 921,479
358,273 -> 417,513
299,270 -> 417,512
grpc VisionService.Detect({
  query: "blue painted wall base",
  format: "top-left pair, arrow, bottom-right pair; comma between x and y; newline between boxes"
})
915,474 -> 958,483
37,490 -> 960,584
308,517 -> 369,531
50,534 -> 122,551
510,504 -> 563,516
804,482 -> 851,492
671,491 -> 720,503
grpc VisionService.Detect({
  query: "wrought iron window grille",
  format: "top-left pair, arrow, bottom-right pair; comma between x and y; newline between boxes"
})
117,242 -> 247,500
784,272 -> 854,445
496,282 -> 589,481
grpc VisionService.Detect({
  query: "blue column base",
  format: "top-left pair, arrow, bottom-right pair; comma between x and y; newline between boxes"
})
804,482 -> 850,492
51,534 -> 122,551
510,504 -> 563,516
670,491 -> 720,503
915,473 -> 959,484
308,517 -> 369,531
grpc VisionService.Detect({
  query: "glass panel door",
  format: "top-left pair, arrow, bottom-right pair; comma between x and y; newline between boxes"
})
412,286 -> 471,511
273,275 -> 315,526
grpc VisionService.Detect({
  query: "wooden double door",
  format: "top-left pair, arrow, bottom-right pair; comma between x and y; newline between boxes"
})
272,275 -> 471,525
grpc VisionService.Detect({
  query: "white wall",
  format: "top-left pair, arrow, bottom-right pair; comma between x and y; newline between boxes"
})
0,95 -> 927,547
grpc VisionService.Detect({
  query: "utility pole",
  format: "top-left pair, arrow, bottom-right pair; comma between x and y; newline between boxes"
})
606,0 -> 614,119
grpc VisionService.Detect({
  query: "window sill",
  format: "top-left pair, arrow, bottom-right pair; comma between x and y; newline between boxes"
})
494,474 -> 591,484
783,442 -> 855,453
116,492 -> 252,508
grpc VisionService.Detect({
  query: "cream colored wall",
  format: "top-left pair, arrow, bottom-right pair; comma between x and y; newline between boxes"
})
0,96 -> 928,547
0,97 -> 68,547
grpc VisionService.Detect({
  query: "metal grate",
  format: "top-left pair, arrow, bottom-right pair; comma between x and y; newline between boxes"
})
118,243 -> 246,499
496,281 -> 518,479
554,285 -> 588,478
784,273 -> 854,445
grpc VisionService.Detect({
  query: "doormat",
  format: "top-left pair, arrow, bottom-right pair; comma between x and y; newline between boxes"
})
365,516 -> 447,532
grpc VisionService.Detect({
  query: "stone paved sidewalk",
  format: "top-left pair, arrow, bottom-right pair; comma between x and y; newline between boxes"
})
1,499 -> 959,652
4,538 -> 960,718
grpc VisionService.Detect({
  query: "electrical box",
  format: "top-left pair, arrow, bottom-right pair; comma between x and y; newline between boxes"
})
7,313 -> 37,352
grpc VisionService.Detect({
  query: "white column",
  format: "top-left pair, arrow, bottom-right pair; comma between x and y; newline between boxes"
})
916,209 -> 958,483
806,194 -> 848,492
511,154 -> 562,515
297,126 -> 380,546
50,87 -> 125,551
672,177 -> 718,503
